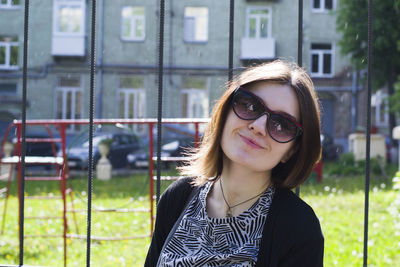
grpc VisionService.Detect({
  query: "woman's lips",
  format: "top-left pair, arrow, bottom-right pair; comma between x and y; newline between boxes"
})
239,134 -> 264,149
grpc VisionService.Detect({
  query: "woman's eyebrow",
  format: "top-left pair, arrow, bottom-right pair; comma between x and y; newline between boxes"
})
273,110 -> 298,121
252,92 -> 298,121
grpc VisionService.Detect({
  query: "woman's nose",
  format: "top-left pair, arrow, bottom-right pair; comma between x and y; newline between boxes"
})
248,114 -> 268,136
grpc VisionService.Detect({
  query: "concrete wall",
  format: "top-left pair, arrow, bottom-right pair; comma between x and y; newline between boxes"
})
0,0 -> 356,143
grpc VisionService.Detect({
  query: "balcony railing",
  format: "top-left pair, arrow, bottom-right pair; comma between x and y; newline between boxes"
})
240,37 -> 276,60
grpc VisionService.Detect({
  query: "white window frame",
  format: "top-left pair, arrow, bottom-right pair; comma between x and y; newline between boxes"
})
246,7 -> 272,39
0,0 -> 20,9
371,90 -> 389,127
183,7 -> 208,43
121,6 -> 146,41
52,0 -> 85,36
0,38 -> 18,70
117,88 -> 146,134
54,76 -> 83,132
181,89 -> 209,118
310,43 -> 334,78
311,0 -> 335,13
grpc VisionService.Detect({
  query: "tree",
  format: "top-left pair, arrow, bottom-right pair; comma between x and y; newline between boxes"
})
336,0 -> 400,139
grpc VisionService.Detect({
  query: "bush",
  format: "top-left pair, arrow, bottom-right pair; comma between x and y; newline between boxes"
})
99,138 -> 113,147
326,152 -> 386,177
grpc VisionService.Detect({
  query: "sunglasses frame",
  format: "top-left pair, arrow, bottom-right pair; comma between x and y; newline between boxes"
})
231,87 -> 303,143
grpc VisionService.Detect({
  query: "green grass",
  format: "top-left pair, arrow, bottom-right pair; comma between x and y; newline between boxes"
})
0,166 -> 399,266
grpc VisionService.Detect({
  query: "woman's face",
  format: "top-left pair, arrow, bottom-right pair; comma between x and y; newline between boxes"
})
220,81 -> 300,173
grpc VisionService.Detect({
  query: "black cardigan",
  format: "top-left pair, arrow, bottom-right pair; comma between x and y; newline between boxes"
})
145,177 -> 324,267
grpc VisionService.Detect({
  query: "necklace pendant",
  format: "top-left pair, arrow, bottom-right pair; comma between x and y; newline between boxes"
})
226,209 -> 232,218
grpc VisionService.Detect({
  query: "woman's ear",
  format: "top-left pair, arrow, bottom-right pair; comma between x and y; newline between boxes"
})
281,143 -> 299,163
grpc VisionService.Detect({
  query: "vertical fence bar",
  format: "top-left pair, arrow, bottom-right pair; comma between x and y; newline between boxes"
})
19,0 -> 30,264
363,0 -> 373,265
228,0 -> 234,81
156,0 -> 166,204
86,0 -> 97,266
195,123 -> 199,148
60,124 -> 68,267
295,0 -> 303,197
297,0 -> 303,68
149,123 -> 155,233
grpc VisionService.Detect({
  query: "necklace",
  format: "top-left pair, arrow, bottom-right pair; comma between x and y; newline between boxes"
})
219,178 -> 266,218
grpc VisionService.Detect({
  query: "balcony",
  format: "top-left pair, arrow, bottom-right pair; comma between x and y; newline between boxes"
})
51,0 -> 86,57
51,34 -> 85,57
240,37 -> 276,60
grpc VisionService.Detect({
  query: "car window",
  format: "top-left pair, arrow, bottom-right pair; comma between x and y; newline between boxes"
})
82,136 -> 105,147
113,135 -> 121,145
119,135 -> 130,145
127,134 -> 138,144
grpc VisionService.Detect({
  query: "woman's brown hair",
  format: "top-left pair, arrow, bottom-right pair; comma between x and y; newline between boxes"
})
179,60 -> 321,189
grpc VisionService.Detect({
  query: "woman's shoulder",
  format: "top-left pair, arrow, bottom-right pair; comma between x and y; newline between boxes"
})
274,188 -> 317,215
159,177 -> 196,204
272,188 -> 323,239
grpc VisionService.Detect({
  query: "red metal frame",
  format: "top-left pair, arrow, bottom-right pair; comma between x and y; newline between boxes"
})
313,160 -> 323,183
0,118 -> 208,252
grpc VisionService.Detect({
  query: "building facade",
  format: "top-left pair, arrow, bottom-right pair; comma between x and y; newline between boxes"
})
0,0 -> 362,149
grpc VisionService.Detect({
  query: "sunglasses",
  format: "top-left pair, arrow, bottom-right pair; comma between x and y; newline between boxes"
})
231,87 -> 303,143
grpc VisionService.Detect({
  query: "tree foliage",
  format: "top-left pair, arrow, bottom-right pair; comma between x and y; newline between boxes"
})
336,0 -> 400,134
336,0 -> 400,88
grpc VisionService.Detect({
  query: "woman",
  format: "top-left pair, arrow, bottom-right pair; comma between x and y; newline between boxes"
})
145,60 -> 324,266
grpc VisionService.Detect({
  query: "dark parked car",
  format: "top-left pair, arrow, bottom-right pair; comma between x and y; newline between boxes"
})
11,131 -> 60,157
7,130 -> 61,170
127,124 -> 201,169
65,132 -> 142,169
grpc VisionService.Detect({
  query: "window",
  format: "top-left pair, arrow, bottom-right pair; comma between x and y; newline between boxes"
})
117,89 -> 146,134
53,0 -> 84,35
312,0 -> 334,12
118,76 -> 146,134
184,7 -> 208,42
121,6 -> 145,41
310,43 -> 333,77
246,7 -> 271,39
371,90 -> 389,127
181,89 -> 208,119
0,36 -> 18,70
0,0 -> 19,9
55,76 -> 83,132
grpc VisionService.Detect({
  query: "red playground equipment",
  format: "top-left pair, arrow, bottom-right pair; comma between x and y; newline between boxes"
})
0,118 -> 207,267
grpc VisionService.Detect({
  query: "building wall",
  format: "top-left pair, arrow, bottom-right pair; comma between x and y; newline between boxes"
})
0,0 -> 357,145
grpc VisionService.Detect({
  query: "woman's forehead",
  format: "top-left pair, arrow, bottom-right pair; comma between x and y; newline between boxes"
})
245,81 -> 300,121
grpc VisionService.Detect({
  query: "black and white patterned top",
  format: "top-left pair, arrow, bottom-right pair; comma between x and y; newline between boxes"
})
158,181 -> 275,267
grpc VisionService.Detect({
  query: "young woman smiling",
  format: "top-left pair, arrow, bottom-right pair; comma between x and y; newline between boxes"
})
145,60 -> 324,267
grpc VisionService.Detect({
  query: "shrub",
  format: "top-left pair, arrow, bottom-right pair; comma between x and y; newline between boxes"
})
326,152 -> 386,177
99,138 -> 113,147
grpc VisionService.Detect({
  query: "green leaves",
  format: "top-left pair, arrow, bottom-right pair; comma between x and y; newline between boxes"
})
336,0 -> 400,88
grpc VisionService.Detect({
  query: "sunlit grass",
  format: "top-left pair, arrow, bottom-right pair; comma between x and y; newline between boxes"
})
0,165 -> 399,266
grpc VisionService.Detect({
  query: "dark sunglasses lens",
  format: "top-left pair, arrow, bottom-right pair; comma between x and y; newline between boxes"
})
233,91 -> 263,119
268,115 -> 298,142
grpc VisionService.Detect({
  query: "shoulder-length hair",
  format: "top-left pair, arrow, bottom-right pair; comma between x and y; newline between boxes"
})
179,60 -> 322,189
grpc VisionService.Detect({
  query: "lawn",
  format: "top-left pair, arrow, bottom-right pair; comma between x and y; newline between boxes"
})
0,165 -> 399,266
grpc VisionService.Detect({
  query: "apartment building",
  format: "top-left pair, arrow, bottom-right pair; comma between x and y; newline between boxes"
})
0,0 -> 360,148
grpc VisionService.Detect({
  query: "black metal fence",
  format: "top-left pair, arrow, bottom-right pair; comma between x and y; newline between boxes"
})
3,0 -> 374,266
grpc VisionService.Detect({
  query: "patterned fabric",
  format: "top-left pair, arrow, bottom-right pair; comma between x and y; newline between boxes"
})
158,181 -> 275,267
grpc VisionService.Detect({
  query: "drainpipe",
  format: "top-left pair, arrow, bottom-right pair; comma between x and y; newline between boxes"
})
96,0 -> 105,119
168,0 -> 174,85
351,70 -> 358,133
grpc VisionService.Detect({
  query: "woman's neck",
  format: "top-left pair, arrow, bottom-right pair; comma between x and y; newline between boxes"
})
219,158 -> 271,203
